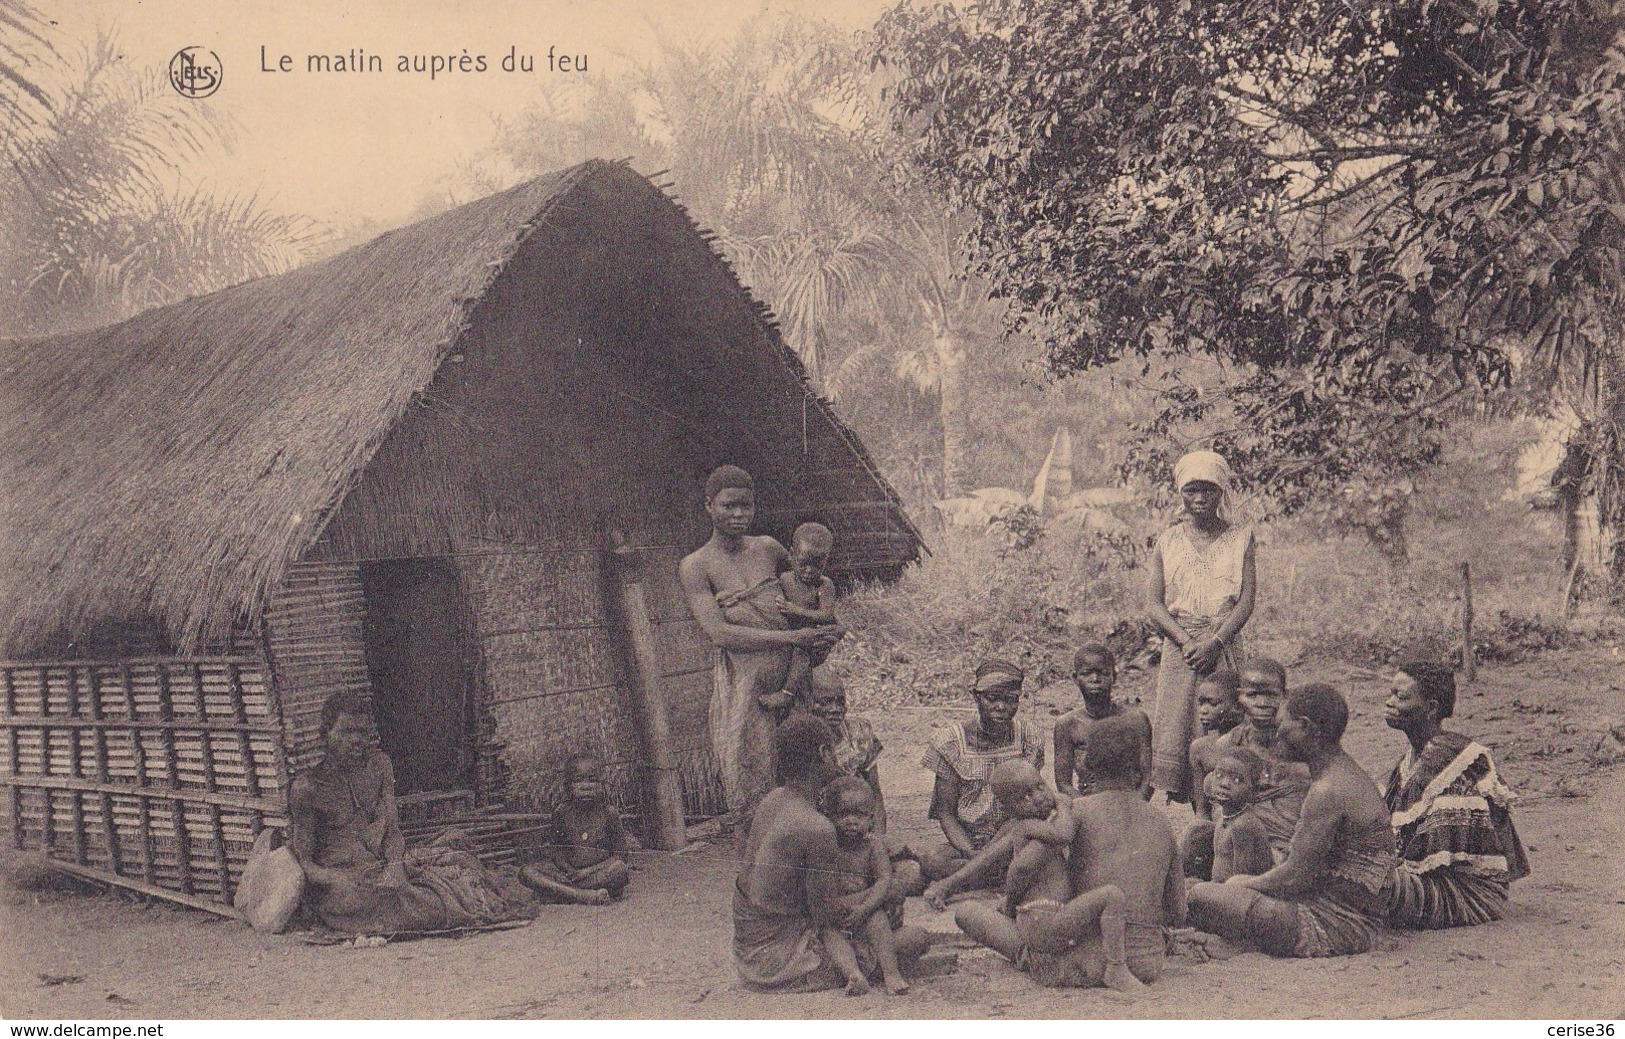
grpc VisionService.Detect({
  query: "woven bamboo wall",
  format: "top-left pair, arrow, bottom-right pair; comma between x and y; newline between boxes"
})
0,657 -> 286,902
457,543 -> 643,815
261,562 -> 373,775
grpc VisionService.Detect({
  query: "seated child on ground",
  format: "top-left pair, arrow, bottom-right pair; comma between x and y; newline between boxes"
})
775,523 -> 840,716
817,776 -> 911,996
922,759 -> 1065,909
1052,642 -> 1152,799
940,756 -> 1158,995
1207,746 -> 1274,883
1180,670 -> 1245,879
520,755 -> 638,905
1189,670 -> 1245,819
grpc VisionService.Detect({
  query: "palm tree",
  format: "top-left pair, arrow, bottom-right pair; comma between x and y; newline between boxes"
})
1,32 -> 319,335
0,0 -> 52,138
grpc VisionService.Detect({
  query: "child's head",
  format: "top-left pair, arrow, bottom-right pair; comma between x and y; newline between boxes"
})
1084,715 -> 1145,790
1238,658 -> 1288,728
989,759 -> 1055,820
818,775 -> 877,844
1196,670 -> 1244,734
805,668 -> 847,726
565,754 -> 607,804
1210,746 -> 1265,809
1071,642 -> 1116,701
789,522 -> 834,583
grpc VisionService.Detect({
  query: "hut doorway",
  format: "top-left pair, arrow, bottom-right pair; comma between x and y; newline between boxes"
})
359,558 -> 475,795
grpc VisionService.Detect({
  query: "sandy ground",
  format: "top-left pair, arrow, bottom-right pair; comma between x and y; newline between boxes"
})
2,648 -> 1624,1020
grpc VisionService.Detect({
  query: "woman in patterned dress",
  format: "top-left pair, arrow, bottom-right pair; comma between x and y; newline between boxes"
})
917,659 -> 1045,883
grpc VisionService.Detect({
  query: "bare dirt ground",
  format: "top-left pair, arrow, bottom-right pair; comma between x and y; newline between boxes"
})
3,648 -> 1624,1020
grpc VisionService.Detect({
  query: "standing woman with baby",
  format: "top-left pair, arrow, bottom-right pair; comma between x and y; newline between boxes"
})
1145,450 -> 1257,805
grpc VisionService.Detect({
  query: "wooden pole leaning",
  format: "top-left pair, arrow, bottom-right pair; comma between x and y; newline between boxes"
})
603,530 -> 689,851
1461,561 -> 1477,684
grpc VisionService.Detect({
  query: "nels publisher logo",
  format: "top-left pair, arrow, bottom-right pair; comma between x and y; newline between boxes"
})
169,46 -> 222,98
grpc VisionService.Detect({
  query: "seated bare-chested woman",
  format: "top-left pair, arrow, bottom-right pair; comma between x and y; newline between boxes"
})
1188,684 -> 1397,958
733,715 -> 930,992
946,721 -> 1184,992
288,694 -> 535,934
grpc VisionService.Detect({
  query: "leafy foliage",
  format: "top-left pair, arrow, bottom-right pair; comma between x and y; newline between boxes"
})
873,0 -> 1625,514
1,34 -> 319,335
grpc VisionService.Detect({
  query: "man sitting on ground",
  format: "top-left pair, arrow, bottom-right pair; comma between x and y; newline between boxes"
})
1188,684 -> 1397,958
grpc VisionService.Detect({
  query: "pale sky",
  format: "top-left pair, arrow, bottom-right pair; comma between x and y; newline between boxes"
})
50,0 -> 894,227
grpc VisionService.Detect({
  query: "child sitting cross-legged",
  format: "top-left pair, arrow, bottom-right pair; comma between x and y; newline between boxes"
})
1207,746 -> 1275,883
816,776 -> 912,996
935,755 -> 1162,994
520,754 -> 639,905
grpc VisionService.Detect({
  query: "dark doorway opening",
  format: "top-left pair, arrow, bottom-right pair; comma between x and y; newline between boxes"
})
359,558 -> 474,795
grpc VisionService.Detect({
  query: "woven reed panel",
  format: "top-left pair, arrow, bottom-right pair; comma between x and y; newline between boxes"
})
0,656 -> 288,904
263,561 -> 373,774
459,545 -> 643,815
636,545 -> 716,760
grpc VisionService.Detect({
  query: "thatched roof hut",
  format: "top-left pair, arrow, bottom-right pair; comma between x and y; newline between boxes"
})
1,159 -> 918,653
0,159 -> 921,907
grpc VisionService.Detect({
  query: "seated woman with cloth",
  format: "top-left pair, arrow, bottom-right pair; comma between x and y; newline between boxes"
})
288,693 -> 536,935
917,659 -> 1045,885
1381,661 -> 1530,929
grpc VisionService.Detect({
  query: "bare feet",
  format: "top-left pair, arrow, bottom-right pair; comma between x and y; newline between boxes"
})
585,888 -> 612,906
1102,961 -> 1147,996
843,976 -> 871,997
884,976 -> 910,995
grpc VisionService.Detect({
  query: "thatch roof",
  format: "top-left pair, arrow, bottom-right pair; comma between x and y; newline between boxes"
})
0,160 -> 921,655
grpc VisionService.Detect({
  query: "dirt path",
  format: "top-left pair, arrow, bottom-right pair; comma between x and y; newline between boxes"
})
2,650 -> 1622,1019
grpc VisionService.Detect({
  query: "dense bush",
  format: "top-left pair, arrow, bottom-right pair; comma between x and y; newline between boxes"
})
832,418 -> 1607,709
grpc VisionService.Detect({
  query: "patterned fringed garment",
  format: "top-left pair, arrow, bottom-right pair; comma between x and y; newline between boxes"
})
1289,808 -> 1398,957
1383,731 -> 1530,929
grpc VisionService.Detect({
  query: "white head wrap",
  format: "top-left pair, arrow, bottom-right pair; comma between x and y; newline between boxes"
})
1173,450 -> 1233,494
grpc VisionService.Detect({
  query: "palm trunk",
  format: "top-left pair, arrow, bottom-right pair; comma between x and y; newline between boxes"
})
933,324 -> 969,497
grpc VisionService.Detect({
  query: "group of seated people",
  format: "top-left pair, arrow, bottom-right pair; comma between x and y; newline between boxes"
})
284,644 -> 1528,1002
273,455 -> 1530,998
284,693 -> 642,935
732,643 -> 1531,995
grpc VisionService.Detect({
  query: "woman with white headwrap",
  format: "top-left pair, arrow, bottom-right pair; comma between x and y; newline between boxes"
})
1145,450 -> 1256,804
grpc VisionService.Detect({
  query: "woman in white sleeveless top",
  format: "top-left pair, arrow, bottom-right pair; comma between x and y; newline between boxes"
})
1145,450 -> 1256,803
